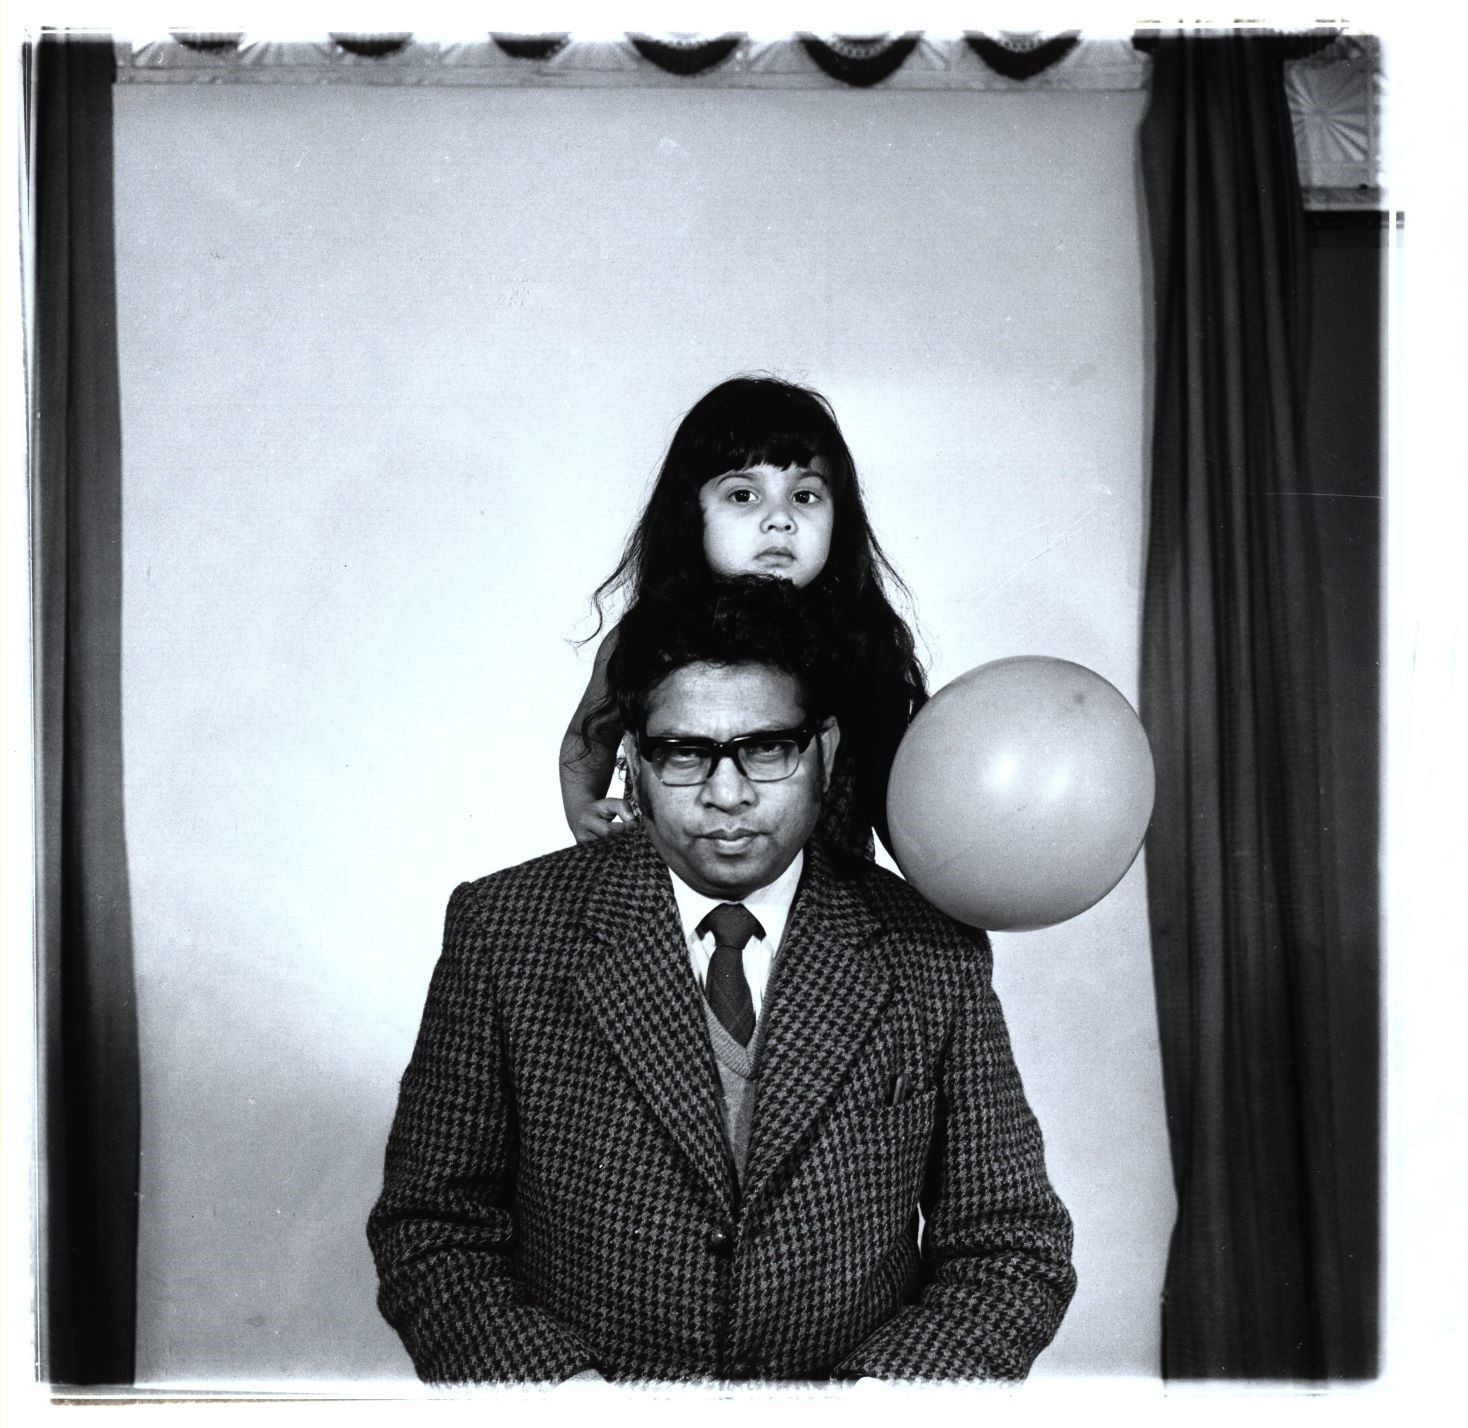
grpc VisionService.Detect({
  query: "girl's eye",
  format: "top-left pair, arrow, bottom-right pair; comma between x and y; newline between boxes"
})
792,489 -> 824,506
727,488 -> 758,505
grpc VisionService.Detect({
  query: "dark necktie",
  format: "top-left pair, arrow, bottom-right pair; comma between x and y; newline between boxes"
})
696,903 -> 764,1047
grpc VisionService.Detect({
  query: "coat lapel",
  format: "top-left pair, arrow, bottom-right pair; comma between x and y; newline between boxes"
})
572,829 -> 737,1214
740,839 -> 892,1214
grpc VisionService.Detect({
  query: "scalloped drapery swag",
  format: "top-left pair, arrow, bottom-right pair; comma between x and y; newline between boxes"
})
170,32 -> 242,55
630,34 -> 743,76
798,34 -> 922,87
964,32 -> 1081,81
330,34 -> 414,60
123,32 -> 1177,91
491,34 -> 571,62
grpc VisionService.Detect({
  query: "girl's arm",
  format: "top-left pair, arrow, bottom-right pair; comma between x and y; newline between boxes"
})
559,628 -> 630,844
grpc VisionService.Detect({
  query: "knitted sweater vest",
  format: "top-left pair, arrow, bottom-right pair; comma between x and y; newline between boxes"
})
702,1000 -> 759,1184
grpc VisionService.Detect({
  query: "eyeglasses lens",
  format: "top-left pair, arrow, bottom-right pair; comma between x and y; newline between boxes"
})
654,739 -> 800,786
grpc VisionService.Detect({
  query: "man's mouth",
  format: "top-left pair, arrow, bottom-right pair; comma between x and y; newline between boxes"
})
702,829 -> 761,852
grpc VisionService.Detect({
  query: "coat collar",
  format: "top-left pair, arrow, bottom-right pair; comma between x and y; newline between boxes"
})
572,828 -> 892,1218
739,836 -> 892,1212
574,828 -> 738,1213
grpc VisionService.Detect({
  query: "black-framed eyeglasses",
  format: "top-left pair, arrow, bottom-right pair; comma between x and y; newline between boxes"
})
636,725 -> 817,787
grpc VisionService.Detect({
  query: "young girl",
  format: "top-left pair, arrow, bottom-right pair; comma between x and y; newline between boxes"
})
560,375 -> 926,861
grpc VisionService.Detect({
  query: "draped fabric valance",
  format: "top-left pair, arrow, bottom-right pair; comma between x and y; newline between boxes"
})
127,31 -> 1150,88
113,30 -> 1385,209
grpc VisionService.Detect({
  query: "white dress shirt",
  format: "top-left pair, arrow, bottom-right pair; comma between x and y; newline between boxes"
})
665,850 -> 804,1026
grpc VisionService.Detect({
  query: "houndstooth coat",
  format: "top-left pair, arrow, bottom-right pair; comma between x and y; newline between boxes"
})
367,827 -> 1076,1383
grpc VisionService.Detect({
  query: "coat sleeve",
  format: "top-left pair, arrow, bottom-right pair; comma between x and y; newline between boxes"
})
832,932 -> 1078,1380
366,883 -> 597,1383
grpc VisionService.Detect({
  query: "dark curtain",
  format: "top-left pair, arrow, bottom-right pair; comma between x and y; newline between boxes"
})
33,32 -> 139,1386
1137,31 -> 1376,1378
1296,208 -> 1383,1370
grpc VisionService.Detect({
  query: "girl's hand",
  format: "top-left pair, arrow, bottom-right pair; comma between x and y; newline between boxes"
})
572,797 -> 633,844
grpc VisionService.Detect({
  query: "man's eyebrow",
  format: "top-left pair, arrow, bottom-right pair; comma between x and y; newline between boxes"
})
644,724 -> 803,740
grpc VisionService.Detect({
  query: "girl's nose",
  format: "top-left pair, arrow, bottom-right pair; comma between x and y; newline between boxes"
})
761,501 -> 796,532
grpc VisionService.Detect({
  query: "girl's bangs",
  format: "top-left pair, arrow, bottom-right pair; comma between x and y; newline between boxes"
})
704,412 -> 833,478
736,430 -> 819,472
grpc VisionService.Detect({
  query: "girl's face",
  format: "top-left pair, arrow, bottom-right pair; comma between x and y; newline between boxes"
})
698,460 -> 834,588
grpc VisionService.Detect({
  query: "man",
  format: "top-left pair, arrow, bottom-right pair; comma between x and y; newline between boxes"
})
367,578 -> 1076,1382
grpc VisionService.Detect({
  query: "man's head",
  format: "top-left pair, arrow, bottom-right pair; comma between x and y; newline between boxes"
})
608,577 -> 840,900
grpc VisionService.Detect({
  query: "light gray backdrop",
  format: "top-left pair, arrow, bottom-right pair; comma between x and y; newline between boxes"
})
111,76 -> 1173,1385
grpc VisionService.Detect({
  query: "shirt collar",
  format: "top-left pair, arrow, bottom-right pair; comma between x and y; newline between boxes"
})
666,848 -> 805,953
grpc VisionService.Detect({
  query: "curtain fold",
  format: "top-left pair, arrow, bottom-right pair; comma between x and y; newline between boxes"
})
1137,30 -> 1373,1379
33,32 -> 139,1386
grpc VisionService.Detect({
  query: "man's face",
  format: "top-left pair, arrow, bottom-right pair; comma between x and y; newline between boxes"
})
626,661 -> 840,901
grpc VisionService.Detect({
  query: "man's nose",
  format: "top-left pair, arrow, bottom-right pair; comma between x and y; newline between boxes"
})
700,753 -> 756,810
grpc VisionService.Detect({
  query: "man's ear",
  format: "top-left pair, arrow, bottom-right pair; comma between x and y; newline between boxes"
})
620,733 -> 645,822
816,716 -> 841,792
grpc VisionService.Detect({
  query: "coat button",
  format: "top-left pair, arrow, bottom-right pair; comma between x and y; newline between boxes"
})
704,1226 -> 734,1257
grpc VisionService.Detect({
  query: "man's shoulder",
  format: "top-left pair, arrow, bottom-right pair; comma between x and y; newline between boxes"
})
434,839 -> 632,989
449,837 -> 619,919
815,838 -> 993,970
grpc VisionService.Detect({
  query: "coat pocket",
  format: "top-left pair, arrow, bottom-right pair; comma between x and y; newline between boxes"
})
849,1087 -> 939,1185
858,1086 -> 938,1143
838,1088 -> 939,1241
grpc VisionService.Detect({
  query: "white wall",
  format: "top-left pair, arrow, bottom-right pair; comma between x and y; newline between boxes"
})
112,78 -> 1172,1385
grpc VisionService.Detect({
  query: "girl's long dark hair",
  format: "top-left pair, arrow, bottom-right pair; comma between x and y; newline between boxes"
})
581,377 -> 927,806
